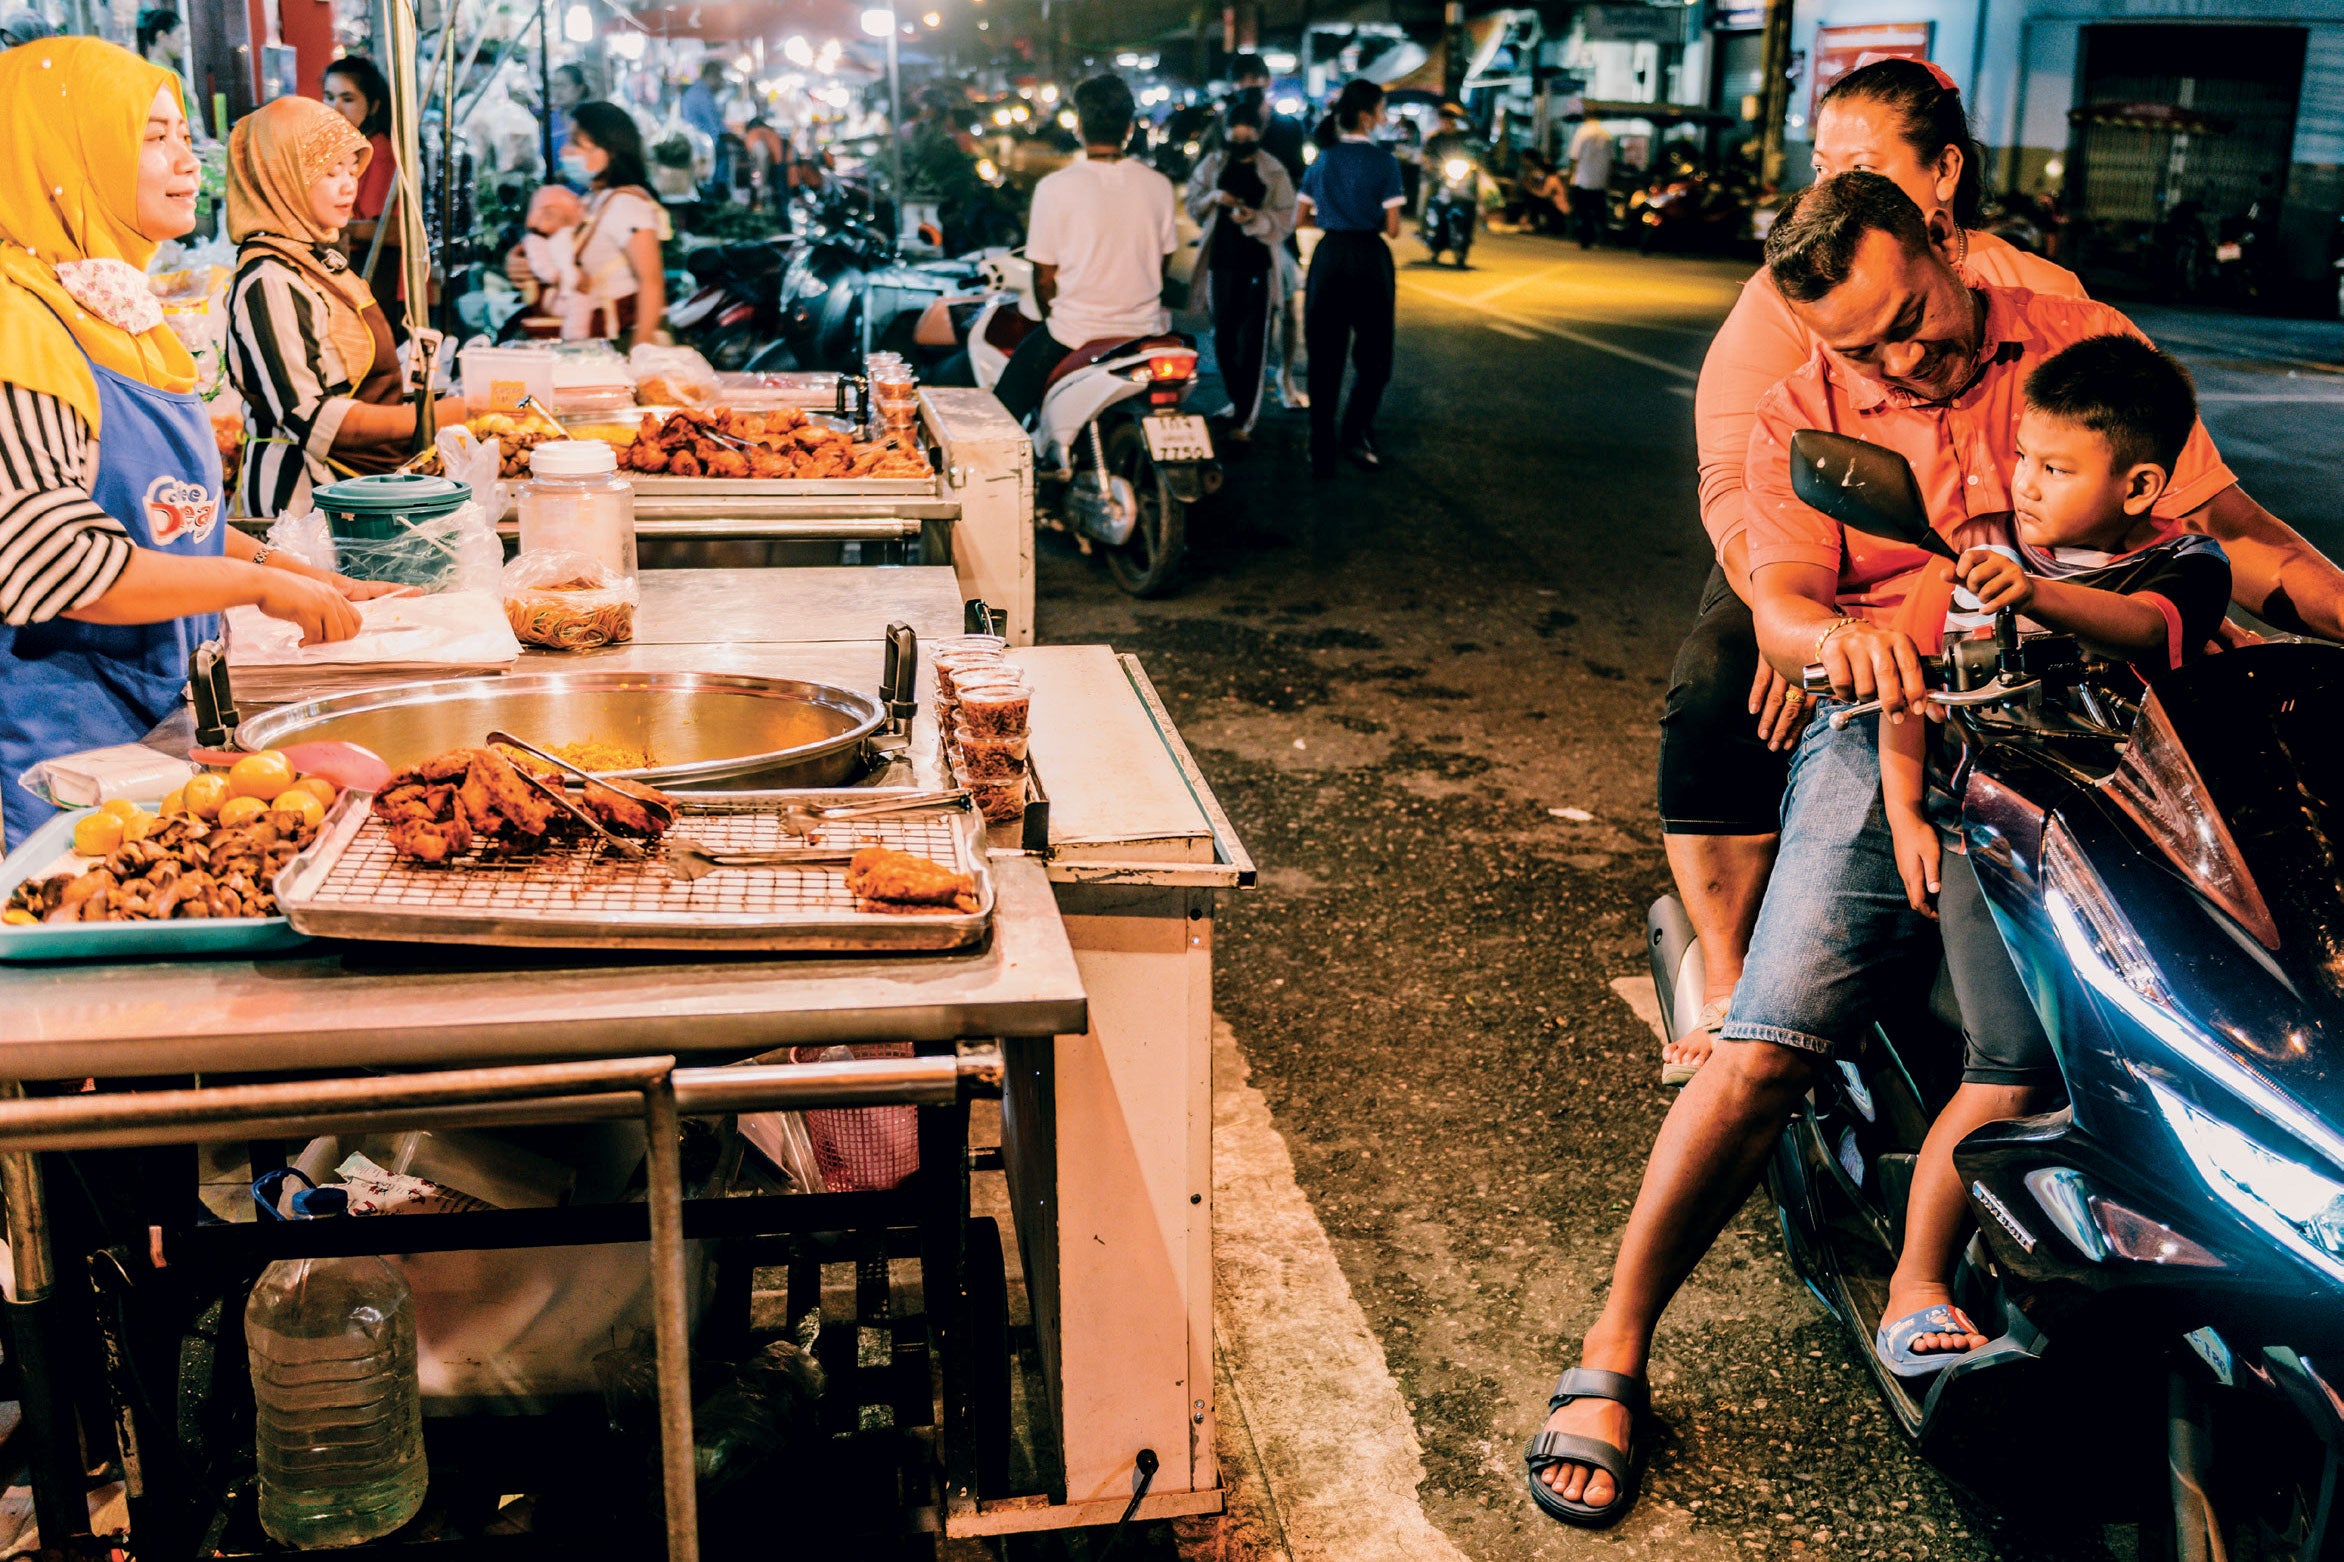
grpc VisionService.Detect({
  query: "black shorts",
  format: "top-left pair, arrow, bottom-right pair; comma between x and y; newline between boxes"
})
1658,565 -> 1791,835
1939,847 -> 2061,1088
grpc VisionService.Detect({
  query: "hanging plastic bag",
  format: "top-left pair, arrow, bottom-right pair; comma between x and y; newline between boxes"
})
501,548 -> 638,650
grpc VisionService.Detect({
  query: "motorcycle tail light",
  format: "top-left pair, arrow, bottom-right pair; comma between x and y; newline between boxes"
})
719,302 -> 755,328
1144,349 -> 1197,383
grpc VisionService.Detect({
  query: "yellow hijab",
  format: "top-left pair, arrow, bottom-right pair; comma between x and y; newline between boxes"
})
227,95 -> 381,386
0,38 -> 197,431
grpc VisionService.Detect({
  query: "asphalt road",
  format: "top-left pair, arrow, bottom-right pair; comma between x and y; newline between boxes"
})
1030,228 -> 2344,1562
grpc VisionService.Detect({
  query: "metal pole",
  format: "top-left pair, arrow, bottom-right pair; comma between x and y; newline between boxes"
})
643,1074 -> 701,1562
539,0 -> 557,180
386,0 -> 439,452
886,8 -> 905,244
1755,0 -> 1796,189
0,1085 -> 82,1549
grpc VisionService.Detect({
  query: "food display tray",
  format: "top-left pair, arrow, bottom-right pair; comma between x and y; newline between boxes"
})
273,790 -> 993,954
0,807 -> 311,963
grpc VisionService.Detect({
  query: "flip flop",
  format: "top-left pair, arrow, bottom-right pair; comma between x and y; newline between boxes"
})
1524,1367 -> 1648,1529
1660,996 -> 1730,1087
1874,1303 -> 1988,1378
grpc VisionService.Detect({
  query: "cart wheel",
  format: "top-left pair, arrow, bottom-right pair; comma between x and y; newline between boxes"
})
1101,420 -> 1186,598
966,1216 -> 1014,1497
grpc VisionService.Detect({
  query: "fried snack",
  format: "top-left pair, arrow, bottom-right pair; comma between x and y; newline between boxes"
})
372,746 -> 676,863
844,845 -> 979,915
615,406 -> 933,482
4,811 -> 321,923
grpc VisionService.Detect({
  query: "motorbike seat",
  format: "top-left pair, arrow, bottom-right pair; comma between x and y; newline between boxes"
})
1043,333 -> 1187,393
983,304 -> 1039,354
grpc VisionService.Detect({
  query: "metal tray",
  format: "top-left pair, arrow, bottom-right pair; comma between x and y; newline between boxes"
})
274,790 -> 993,953
0,807 -> 311,963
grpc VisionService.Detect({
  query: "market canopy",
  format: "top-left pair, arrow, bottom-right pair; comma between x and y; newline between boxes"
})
617,0 -> 866,42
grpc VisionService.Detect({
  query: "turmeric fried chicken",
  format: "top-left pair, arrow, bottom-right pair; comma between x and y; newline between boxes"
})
845,846 -> 979,914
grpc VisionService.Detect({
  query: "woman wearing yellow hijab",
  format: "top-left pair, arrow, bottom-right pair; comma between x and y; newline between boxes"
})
225,93 -> 467,516
0,39 -> 384,846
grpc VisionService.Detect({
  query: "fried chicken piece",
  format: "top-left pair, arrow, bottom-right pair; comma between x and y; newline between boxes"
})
748,447 -> 792,479
658,412 -> 699,447
848,447 -> 883,476
704,448 -> 749,480
845,846 -> 979,914
455,746 -> 554,839
668,449 -> 703,478
385,814 -> 471,863
626,441 -> 670,473
792,424 -> 834,450
579,777 -> 675,838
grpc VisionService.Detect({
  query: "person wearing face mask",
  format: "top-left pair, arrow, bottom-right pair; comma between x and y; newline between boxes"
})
0,41 -> 392,846
1297,78 -> 1406,475
321,56 -> 405,343
507,102 -> 669,345
1184,89 -> 1297,441
1652,55 -> 2344,1088
226,94 -> 470,517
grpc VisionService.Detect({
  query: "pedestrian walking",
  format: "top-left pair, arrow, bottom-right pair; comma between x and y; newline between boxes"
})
1298,79 -> 1404,475
1567,118 -> 1614,248
1185,90 -> 1297,441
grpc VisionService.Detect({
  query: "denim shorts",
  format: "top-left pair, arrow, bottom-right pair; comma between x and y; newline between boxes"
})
1720,704 -> 1939,1057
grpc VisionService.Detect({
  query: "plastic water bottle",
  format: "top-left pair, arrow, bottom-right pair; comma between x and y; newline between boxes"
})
245,1228 -> 429,1548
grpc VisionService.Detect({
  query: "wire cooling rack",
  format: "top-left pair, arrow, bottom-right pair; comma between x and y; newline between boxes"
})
275,791 -> 993,952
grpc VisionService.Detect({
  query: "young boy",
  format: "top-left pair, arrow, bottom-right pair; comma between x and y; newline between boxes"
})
1873,333 -> 2233,1374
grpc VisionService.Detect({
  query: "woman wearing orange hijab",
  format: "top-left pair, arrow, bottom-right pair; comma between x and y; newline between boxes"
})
225,93 -> 468,516
0,39 -> 386,846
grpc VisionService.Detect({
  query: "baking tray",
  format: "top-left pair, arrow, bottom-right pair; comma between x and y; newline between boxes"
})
0,806 -> 311,963
274,790 -> 993,953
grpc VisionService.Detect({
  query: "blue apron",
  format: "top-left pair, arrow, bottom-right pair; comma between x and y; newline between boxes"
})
0,336 -> 224,850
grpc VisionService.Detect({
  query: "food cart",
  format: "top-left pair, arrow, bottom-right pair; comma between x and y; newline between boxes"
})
0,553 -> 1247,1555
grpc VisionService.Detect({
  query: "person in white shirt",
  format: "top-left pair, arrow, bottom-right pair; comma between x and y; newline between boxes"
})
1567,118 -> 1615,249
993,74 -> 1177,423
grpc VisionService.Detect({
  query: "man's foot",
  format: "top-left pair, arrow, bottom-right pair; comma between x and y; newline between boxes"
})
1661,995 -> 1730,1083
1344,435 -> 1382,471
1279,381 -> 1310,410
1875,1283 -> 1987,1376
1532,1384 -> 1636,1510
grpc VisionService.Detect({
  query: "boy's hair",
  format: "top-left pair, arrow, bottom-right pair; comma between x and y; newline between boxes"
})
1074,74 -> 1136,147
2023,334 -> 2197,474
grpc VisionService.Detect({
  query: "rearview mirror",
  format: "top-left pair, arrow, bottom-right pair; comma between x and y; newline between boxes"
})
1788,430 -> 1954,559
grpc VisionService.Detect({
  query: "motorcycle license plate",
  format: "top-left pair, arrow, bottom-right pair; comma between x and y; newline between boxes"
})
1143,414 -> 1214,463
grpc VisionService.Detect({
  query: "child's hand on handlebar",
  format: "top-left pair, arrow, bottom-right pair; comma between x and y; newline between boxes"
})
1957,547 -> 2035,614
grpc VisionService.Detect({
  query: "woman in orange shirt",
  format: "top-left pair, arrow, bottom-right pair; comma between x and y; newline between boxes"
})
1656,59 -> 2085,1082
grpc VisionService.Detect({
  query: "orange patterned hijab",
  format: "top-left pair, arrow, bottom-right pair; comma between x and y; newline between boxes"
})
227,95 -> 382,382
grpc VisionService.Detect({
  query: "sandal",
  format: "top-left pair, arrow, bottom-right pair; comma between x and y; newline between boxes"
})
1660,996 -> 1729,1087
1524,1366 -> 1648,1528
1874,1303 -> 1987,1378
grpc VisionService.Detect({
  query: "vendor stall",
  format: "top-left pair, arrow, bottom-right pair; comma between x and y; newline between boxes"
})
0,565 -> 1245,1556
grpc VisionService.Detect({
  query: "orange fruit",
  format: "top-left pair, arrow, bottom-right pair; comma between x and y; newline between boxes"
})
216,795 -> 268,829
119,811 -> 156,843
100,799 -> 142,822
226,751 -> 296,802
182,773 -> 230,821
291,776 -> 338,808
268,789 -> 325,829
71,812 -> 123,856
160,785 -> 186,817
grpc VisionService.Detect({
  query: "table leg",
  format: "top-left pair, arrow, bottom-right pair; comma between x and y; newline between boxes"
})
0,1091 -> 86,1548
643,1075 -> 701,1562
916,1066 -> 975,1518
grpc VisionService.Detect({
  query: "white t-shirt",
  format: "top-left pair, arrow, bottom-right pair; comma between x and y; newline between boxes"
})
1569,122 -> 1615,191
577,189 -> 664,301
1025,154 -> 1177,350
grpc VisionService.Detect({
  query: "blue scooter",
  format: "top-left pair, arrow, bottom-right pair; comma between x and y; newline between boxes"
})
1648,431 -> 2344,1552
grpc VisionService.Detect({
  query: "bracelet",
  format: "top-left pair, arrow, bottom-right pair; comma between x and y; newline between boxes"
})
1813,615 -> 1860,663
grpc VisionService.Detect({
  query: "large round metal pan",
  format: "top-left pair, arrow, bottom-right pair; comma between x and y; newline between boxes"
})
234,672 -> 885,790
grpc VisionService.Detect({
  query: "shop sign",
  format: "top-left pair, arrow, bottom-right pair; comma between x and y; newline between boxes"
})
1582,4 -> 1694,46
1809,22 -> 1934,117
1711,0 -> 1767,30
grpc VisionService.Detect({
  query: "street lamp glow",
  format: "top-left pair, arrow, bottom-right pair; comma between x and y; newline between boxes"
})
1056,108 -> 1075,129
783,34 -> 813,66
562,2 -> 594,41
1038,83 -> 1057,102
1113,52 -> 1139,67
607,28 -> 643,58
992,107 -> 1013,126
859,8 -> 894,37
921,10 -> 940,25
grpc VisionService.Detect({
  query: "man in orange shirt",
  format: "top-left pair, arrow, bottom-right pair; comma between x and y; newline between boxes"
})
1525,170 -> 2318,1526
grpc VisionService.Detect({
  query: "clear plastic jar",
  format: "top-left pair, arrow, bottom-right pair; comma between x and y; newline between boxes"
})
517,439 -> 637,585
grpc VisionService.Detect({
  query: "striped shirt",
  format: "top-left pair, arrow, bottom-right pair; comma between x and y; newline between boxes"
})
227,255 -> 363,518
0,383 -> 132,626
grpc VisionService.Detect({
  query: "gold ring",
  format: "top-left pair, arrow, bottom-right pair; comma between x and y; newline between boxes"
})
1782,689 -> 1805,709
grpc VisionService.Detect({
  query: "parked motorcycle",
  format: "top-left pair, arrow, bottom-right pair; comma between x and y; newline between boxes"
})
668,236 -> 802,370
734,202 -> 992,379
1647,432 -> 2344,1552
1419,154 -> 1478,267
1629,153 -> 1757,254
966,251 -> 1219,597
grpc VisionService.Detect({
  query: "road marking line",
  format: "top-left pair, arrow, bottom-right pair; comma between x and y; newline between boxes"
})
1402,278 -> 1699,382
1484,320 -> 1540,340
1209,1017 -> 1472,1562
1468,259 -> 1577,308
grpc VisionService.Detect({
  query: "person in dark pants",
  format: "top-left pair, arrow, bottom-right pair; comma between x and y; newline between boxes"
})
1297,79 -> 1404,476
1185,91 -> 1297,440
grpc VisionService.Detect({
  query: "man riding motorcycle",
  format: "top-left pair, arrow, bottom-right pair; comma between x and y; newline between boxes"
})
990,75 -> 1177,425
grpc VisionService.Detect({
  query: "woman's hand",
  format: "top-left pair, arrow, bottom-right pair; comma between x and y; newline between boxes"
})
1957,547 -> 2034,614
433,394 -> 471,426
1888,808 -> 1941,919
255,571 -> 363,645
1748,661 -> 1811,751
332,574 -> 418,602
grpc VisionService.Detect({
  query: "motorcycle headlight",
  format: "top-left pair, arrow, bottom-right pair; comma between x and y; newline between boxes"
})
2147,1075 -> 2344,1280
798,273 -> 830,300
1443,158 -> 1471,182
